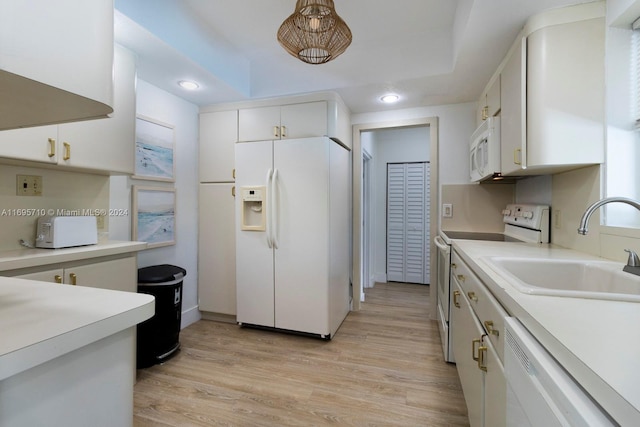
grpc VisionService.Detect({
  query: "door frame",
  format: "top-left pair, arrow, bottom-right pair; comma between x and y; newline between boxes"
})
361,148 -> 373,298
351,117 -> 438,312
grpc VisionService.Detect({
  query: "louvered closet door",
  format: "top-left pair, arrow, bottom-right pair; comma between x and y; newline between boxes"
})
387,162 -> 429,284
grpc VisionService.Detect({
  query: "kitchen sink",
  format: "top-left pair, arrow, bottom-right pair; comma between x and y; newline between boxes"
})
484,257 -> 640,302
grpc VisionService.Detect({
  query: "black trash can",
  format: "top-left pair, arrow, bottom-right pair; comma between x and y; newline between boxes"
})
136,264 -> 186,369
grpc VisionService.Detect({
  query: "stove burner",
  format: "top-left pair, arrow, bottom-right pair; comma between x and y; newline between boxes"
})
442,231 -> 522,242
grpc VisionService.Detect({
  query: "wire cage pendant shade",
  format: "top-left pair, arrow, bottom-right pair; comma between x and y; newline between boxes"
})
277,0 -> 352,65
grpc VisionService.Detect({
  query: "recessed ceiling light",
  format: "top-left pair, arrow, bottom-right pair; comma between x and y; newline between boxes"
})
380,94 -> 399,103
178,80 -> 199,90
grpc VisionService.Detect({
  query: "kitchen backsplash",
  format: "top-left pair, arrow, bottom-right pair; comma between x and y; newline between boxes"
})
440,183 -> 515,232
0,164 -> 109,251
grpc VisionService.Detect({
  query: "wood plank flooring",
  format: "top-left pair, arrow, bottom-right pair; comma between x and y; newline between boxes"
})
133,283 -> 469,426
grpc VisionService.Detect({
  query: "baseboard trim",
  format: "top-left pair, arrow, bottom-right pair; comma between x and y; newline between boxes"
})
181,305 -> 201,329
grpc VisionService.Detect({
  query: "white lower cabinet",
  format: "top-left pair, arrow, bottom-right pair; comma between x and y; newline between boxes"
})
451,250 -> 507,427
3,255 -> 137,293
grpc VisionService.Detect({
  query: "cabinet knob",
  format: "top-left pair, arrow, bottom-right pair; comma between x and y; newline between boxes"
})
273,126 -> 280,138
481,106 -> 489,121
281,125 -> 287,138
456,274 -> 465,283
48,138 -> 56,158
69,272 -> 77,285
54,274 -> 63,284
467,291 -> 478,302
484,320 -> 499,336
451,263 -> 457,269
453,290 -> 461,308
513,148 -> 522,165
63,142 -> 71,161
231,186 -> 236,197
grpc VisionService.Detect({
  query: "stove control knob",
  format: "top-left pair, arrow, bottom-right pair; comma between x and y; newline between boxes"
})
521,211 -> 533,219
501,209 -> 511,216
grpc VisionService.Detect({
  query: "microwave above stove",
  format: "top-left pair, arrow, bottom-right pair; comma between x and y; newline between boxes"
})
470,116 -> 501,183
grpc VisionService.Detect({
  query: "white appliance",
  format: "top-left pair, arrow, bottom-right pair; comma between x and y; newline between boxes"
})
504,318 -> 615,426
35,215 -> 98,249
469,116 -> 501,182
235,136 -> 350,339
435,204 -> 550,362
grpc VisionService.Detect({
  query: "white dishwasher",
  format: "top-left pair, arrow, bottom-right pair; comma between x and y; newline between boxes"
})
504,318 -> 617,426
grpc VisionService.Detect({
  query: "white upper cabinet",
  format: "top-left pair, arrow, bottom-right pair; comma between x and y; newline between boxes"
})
57,45 -> 136,174
0,44 -> 136,174
238,102 -> 328,142
500,2 -> 605,176
200,110 -> 238,183
0,0 -> 114,131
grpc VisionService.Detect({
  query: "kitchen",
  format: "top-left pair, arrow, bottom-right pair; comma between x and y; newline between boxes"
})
1,0 -> 640,425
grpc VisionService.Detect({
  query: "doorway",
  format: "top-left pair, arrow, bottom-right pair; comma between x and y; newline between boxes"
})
351,117 -> 438,311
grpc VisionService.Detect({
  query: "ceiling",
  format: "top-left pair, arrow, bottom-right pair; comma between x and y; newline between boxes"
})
114,0 -> 593,114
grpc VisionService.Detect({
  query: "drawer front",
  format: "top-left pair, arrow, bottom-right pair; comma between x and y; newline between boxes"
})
452,250 -> 508,362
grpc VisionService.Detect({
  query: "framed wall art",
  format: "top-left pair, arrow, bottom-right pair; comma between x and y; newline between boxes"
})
132,186 -> 176,248
133,115 -> 175,182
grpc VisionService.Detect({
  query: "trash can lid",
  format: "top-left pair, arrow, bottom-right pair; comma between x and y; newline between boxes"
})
138,264 -> 187,283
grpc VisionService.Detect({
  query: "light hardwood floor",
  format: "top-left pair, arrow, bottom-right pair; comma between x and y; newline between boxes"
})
134,283 -> 469,426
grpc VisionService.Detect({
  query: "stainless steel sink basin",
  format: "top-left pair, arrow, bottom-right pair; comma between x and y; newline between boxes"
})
485,257 -> 640,302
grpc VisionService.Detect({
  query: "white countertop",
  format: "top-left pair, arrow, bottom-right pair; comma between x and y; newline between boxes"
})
0,276 -> 154,381
452,240 -> 640,425
0,240 -> 147,271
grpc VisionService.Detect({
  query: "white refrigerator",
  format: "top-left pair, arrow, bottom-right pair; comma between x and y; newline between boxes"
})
235,136 -> 350,338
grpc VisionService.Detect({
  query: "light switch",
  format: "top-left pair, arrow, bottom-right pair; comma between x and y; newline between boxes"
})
16,175 -> 42,196
443,203 -> 453,218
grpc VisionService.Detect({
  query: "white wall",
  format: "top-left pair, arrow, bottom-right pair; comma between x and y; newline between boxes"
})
365,127 -> 430,282
352,102 -> 476,185
110,80 -> 200,328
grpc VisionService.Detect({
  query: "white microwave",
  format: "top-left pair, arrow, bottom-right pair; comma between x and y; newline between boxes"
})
470,116 -> 501,182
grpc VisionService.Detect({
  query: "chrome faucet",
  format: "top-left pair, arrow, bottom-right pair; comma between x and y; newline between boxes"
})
577,197 -> 640,235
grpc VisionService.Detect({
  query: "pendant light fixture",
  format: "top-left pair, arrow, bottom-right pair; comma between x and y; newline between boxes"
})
277,0 -> 352,65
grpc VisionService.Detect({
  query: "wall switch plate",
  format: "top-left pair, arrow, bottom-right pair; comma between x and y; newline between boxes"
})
442,203 -> 453,218
554,209 -> 561,229
16,175 -> 43,196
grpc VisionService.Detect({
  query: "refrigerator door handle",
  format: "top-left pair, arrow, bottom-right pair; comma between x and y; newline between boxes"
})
265,168 -> 274,248
271,168 -> 279,249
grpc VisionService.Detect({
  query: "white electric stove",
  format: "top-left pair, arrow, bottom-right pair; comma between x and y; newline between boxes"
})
434,204 -> 550,363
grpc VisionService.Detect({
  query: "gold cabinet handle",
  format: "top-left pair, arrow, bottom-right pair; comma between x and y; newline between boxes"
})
232,168 -> 236,179
48,138 -> 56,158
69,273 -> 77,286
54,274 -> 63,284
478,345 -> 488,372
467,291 -> 478,302
453,290 -> 461,308
231,186 -> 236,197
484,320 -> 499,336
456,274 -> 465,283
281,125 -> 287,138
481,105 -> 489,121
451,263 -> 457,269
472,338 -> 481,362
273,126 -> 280,138
63,142 -> 71,161
514,148 -> 521,165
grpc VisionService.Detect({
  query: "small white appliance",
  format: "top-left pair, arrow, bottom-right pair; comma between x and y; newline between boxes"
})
504,317 -> 615,426
469,116 -> 501,182
434,203 -> 550,362
35,215 -> 98,249
235,136 -> 350,339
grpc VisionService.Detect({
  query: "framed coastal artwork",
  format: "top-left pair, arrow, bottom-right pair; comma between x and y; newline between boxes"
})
133,115 -> 175,182
132,186 -> 176,248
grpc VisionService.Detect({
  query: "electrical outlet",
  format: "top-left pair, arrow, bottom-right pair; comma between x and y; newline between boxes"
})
442,203 -> 453,218
554,209 -> 562,229
16,175 -> 43,196
96,214 -> 105,230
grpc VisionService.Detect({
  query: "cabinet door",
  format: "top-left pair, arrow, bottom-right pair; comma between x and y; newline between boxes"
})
450,279 -> 484,427
57,45 -> 136,174
280,102 -> 327,139
484,336 -> 507,427
238,106 -> 281,142
0,0 -> 114,129
486,76 -> 501,118
500,37 -> 526,175
198,183 -> 236,315
0,126 -> 58,164
13,268 -> 64,284
65,256 -> 137,292
200,110 -> 238,182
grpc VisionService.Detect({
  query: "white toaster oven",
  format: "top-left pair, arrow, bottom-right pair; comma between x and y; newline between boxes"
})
35,215 -> 98,249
